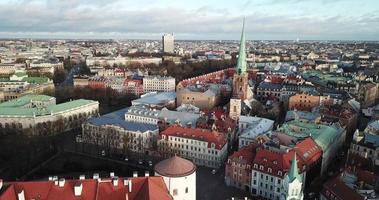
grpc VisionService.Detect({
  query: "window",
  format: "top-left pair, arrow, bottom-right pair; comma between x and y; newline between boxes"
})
185,187 -> 188,193
173,189 -> 178,196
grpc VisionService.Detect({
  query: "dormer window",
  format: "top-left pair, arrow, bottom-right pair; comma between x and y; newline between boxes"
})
268,168 -> 272,173
254,164 -> 258,169
278,171 -> 282,176
259,165 -> 264,170
273,161 -> 277,165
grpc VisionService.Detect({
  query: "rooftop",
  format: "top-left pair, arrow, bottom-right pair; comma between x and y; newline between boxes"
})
154,155 -> 196,177
0,176 -> 172,200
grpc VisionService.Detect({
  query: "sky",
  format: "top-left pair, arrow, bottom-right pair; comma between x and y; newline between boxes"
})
0,0 -> 378,40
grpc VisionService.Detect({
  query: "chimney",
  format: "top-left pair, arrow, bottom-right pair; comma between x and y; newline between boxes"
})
128,179 -> 132,193
74,182 -> 83,196
112,177 -> 119,186
144,171 -> 149,177
133,171 -> 138,177
18,190 -> 25,200
93,173 -> 100,180
58,178 -> 65,187
110,172 -> 115,178
79,175 -> 85,180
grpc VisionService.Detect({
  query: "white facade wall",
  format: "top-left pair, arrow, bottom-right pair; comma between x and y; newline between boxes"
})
0,102 -> 99,130
124,114 -> 158,124
158,135 -> 228,168
251,169 -> 306,200
143,76 -> 176,93
155,171 -> 196,200
82,123 -> 158,153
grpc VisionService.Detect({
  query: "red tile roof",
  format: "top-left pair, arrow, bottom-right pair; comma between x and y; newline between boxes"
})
252,137 -> 322,177
0,177 -> 172,200
160,125 -> 227,150
154,156 -> 196,177
228,143 -> 260,165
321,177 -> 364,200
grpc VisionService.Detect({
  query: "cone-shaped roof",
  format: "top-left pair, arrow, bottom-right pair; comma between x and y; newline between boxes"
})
236,18 -> 247,75
288,153 -> 302,182
154,155 -> 196,177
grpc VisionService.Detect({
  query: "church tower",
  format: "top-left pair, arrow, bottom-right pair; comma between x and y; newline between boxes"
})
230,19 -> 251,120
281,154 -> 304,200
232,18 -> 250,100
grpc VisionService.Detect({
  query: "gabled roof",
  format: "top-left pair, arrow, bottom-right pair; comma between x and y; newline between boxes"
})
160,125 -> 227,150
0,177 -> 172,200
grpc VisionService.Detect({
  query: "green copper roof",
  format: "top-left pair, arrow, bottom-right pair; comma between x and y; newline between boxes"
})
0,95 -> 54,108
22,77 -> 50,84
279,120 -> 344,151
0,95 -> 98,117
288,154 -> 301,182
236,18 -> 247,75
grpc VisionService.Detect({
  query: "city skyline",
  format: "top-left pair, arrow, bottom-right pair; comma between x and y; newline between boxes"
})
0,0 -> 378,41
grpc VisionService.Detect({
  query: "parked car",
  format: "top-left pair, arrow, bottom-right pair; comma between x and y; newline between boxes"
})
148,160 -> 153,167
138,159 -> 143,165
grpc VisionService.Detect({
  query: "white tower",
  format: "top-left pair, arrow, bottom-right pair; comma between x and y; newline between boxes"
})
229,98 -> 242,120
155,155 -> 196,200
281,154 -> 304,200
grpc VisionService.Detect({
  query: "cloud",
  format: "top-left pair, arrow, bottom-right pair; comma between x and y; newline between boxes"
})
0,0 -> 377,40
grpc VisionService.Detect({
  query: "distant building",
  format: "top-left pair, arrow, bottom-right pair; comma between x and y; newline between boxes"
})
158,125 -> 228,168
131,92 -> 176,109
177,84 -> 230,109
124,79 -> 144,96
73,75 -> 89,87
357,82 -> 379,108
349,120 -> 379,167
143,76 -> 176,93
162,34 -> 175,53
288,93 -> 338,112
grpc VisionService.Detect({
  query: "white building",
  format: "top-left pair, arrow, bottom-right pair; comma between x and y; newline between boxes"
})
82,108 -> 159,154
350,120 -> 379,167
238,116 -> 274,149
162,34 -> 175,53
0,95 -> 99,135
251,152 -> 306,200
143,76 -> 176,93
158,126 -> 228,168
155,156 -> 196,200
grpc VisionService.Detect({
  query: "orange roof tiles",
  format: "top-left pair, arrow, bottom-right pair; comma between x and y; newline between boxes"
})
154,156 -> 196,177
0,177 -> 172,200
160,125 -> 227,150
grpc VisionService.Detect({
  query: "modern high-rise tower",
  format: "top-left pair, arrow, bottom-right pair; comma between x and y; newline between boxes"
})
162,33 -> 175,53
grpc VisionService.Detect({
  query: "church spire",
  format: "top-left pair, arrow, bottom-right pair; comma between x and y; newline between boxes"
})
236,18 -> 247,75
288,153 -> 301,182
